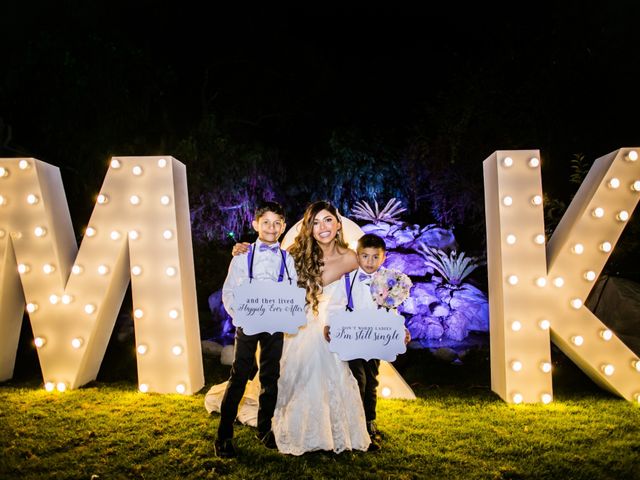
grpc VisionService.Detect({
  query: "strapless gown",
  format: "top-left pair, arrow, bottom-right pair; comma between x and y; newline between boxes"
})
205,280 -> 370,455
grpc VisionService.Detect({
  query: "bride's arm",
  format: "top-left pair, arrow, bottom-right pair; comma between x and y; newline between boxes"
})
231,242 -> 251,256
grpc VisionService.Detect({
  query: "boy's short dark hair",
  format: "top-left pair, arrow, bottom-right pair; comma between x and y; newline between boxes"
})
357,233 -> 386,252
255,201 -> 286,221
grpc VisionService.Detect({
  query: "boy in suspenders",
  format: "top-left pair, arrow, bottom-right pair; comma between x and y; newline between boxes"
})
215,201 -> 296,458
325,233 -> 410,451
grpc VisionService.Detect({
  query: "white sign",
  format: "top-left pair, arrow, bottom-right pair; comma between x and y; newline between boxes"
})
232,281 -> 307,335
328,308 -> 407,361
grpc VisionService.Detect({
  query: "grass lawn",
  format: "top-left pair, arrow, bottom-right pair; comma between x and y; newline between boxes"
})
1,349 -> 639,480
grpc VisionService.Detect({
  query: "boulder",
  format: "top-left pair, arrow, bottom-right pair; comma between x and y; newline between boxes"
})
410,226 -> 456,250
221,345 -> 235,365
398,282 -> 438,314
444,310 -> 468,341
208,289 -> 235,345
450,284 -> 489,332
384,252 -> 429,277
201,340 -> 223,357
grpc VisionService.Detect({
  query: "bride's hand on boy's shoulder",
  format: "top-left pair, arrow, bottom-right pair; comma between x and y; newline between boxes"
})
231,242 -> 251,256
323,326 -> 331,342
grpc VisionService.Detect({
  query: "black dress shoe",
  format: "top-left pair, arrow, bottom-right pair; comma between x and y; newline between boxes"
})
214,438 -> 237,458
367,439 -> 381,452
256,431 -> 278,449
367,421 -> 384,441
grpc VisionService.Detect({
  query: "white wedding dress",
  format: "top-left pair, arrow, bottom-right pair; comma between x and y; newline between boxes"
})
205,280 -> 370,455
272,280 -> 370,455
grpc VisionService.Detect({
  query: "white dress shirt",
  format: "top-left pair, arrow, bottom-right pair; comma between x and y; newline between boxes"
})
326,267 -> 380,324
222,239 -> 297,318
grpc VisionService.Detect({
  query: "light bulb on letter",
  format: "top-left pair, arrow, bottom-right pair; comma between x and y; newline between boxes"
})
571,243 -> 584,254
616,211 -> 629,222
600,329 -> 613,341
602,364 -> 615,376
538,319 -> 550,330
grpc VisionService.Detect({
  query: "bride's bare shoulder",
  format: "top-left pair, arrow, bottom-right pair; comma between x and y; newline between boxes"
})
337,246 -> 358,268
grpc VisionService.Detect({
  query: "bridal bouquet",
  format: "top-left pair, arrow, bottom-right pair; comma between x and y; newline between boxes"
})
371,268 -> 413,309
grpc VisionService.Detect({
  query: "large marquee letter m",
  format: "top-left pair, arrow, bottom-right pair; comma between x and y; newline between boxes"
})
0,157 -> 204,394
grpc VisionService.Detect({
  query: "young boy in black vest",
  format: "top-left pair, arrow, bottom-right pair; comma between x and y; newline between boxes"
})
215,201 -> 296,458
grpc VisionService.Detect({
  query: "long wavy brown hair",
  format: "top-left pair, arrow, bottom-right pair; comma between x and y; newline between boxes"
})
289,200 -> 348,315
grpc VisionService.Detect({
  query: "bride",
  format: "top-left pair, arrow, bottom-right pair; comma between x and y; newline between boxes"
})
274,200 -> 370,455
207,201 -> 370,455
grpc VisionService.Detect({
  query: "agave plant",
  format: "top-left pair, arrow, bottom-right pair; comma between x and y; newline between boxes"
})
351,198 -> 406,224
420,246 -> 480,286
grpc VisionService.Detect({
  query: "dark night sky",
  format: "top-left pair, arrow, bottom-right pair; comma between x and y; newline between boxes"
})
2,2 -> 640,190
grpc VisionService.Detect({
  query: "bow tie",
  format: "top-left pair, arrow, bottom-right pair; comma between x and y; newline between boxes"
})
358,272 -> 373,282
258,243 -> 279,254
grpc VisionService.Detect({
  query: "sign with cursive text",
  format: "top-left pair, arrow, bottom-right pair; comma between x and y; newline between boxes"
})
232,281 -> 307,335
328,308 -> 406,361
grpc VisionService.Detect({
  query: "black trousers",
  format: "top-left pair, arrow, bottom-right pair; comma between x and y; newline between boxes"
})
217,328 -> 284,440
348,358 -> 380,423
